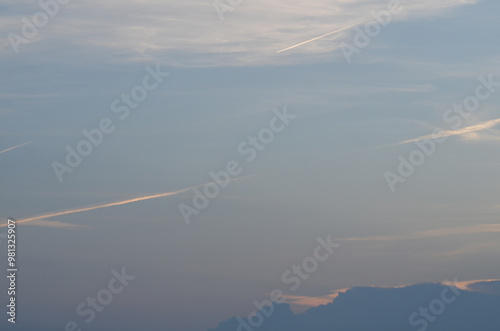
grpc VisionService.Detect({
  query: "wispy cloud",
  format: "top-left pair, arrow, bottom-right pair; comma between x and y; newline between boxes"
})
373,118 -> 500,150
25,220 -> 91,230
337,223 -> 500,242
2,186 -> 196,227
453,279 -> 500,294
0,0 -> 478,67
435,241 -> 500,258
282,289 -> 349,312
397,118 -> 500,145
1,176 -> 250,228
459,130 -> 500,142
0,140 -> 34,155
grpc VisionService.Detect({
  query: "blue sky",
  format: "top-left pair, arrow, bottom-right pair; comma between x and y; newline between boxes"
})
1,0 -> 500,330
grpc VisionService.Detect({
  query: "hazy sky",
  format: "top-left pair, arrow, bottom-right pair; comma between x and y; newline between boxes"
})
1,0 -> 499,330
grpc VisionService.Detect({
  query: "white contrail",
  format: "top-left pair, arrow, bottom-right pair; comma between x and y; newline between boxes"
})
371,118 -> 500,150
7,187 -> 195,226
1,176 -> 252,227
0,140 -> 34,155
276,17 -> 372,54
398,118 -> 500,145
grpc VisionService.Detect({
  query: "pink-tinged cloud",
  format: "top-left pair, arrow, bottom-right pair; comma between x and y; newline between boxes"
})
0,140 -> 34,155
281,279 -> 500,312
282,289 -> 350,312
0,176 -> 251,228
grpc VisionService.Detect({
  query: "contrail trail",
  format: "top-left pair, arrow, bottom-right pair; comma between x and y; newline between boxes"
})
0,140 -> 34,155
371,118 -> 500,150
397,118 -> 500,145
276,17 -> 372,54
1,176 -> 252,227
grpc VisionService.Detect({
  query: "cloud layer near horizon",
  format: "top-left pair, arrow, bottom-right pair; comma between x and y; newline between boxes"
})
282,278 -> 500,312
210,280 -> 500,331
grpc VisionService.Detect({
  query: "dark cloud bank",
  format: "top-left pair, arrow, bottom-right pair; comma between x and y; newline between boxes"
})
209,281 -> 500,331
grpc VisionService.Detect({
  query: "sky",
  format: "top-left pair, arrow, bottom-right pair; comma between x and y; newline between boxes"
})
0,0 -> 499,330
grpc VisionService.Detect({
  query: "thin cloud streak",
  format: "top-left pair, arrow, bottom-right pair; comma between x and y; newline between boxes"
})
372,118 -> 500,150
0,140 -> 34,155
26,220 -> 91,230
398,118 -> 500,145
337,224 -> 500,242
7,188 -> 194,227
1,176 -> 251,227
276,17 -> 372,54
